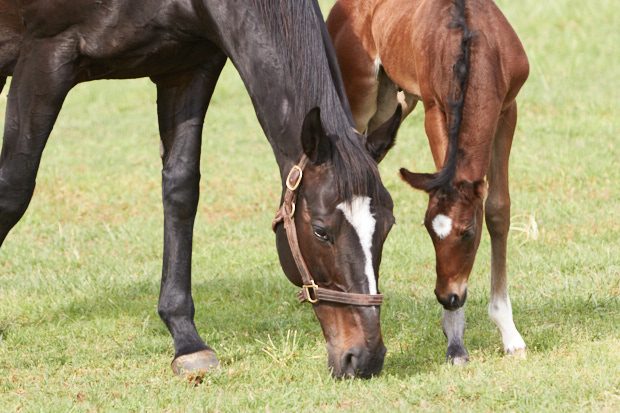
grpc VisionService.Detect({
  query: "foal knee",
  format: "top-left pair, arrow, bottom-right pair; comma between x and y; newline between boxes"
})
485,198 -> 510,238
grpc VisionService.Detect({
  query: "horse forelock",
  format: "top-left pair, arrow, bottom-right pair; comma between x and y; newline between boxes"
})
329,132 -> 383,202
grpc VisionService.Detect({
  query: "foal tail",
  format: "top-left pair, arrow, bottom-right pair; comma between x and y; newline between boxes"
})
417,0 -> 474,192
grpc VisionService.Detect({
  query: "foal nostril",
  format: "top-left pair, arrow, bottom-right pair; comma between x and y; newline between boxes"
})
449,294 -> 459,308
436,291 -> 464,310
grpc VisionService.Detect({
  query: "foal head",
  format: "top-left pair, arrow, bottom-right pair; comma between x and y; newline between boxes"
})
400,170 -> 485,310
276,107 -> 400,378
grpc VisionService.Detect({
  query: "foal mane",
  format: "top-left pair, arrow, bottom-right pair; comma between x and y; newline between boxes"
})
422,0 -> 474,192
256,0 -> 381,201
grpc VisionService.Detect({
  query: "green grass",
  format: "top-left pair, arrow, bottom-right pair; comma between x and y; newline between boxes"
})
1,0 -> 619,411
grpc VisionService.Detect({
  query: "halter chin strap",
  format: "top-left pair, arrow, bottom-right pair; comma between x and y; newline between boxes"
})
272,155 -> 384,307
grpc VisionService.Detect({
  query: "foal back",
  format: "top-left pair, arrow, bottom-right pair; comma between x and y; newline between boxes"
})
328,0 -> 529,142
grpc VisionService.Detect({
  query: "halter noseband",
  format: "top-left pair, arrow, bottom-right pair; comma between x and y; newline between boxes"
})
272,155 -> 384,307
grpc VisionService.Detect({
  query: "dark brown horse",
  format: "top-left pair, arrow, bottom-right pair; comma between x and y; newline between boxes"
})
0,0 -> 402,378
328,0 -> 529,363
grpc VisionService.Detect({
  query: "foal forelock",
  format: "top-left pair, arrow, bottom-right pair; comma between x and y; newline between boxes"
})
337,196 -> 377,295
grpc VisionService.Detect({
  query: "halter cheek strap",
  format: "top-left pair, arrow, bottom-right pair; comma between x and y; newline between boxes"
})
272,155 -> 384,307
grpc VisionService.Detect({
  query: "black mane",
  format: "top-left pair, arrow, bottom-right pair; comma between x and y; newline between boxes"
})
255,0 -> 382,200
422,0 -> 473,191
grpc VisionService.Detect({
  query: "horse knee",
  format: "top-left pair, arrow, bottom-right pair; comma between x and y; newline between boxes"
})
0,176 -> 35,228
162,167 -> 200,220
485,198 -> 510,237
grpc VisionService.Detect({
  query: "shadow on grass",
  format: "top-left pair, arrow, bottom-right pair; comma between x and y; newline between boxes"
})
4,271 -> 619,378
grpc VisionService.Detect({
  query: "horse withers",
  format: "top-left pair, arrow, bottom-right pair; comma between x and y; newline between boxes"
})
0,0 -> 401,378
328,0 -> 529,363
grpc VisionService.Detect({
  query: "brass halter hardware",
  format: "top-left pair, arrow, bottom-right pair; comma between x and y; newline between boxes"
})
272,155 -> 384,307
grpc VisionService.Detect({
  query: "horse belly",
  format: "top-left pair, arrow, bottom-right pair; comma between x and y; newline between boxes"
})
78,38 -> 217,80
0,0 -> 23,74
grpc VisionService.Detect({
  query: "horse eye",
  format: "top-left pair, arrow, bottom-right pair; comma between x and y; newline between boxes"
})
313,226 -> 330,242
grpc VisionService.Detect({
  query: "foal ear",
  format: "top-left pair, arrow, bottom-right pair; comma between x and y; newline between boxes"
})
366,105 -> 402,163
399,168 -> 436,193
301,107 -> 331,165
474,179 -> 487,199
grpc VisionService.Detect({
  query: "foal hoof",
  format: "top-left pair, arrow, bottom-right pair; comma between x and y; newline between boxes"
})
446,344 -> 469,365
171,349 -> 220,378
506,347 -> 527,359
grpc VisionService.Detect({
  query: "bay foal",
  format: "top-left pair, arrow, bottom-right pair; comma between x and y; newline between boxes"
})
328,0 -> 529,363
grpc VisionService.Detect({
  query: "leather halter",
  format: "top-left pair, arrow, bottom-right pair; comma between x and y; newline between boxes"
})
272,155 -> 384,307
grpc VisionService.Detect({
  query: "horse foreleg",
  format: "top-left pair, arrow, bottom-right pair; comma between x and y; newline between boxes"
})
0,43 -> 75,246
152,55 -> 227,376
485,102 -> 526,355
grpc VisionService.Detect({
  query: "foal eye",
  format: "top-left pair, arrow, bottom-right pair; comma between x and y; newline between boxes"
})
313,226 -> 330,242
461,228 -> 475,241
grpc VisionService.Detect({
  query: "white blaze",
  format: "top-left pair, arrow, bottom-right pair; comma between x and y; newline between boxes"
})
337,196 -> 377,295
432,214 -> 453,240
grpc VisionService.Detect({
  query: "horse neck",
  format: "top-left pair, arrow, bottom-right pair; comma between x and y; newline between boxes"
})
205,0 -> 354,179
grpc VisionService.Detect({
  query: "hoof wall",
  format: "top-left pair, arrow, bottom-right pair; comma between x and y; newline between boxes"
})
171,349 -> 220,379
506,347 -> 527,359
447,343 -> 469,365
449,355 -> 469,366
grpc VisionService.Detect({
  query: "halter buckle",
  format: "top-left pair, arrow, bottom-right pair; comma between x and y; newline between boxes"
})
302,281 -> 319,304
286,165 -> 303,191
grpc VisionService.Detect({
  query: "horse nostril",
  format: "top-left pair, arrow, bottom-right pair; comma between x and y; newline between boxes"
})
341,347 -> 362,377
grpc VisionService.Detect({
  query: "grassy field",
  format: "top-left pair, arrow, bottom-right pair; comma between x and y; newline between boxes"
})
1,0 -> 618,411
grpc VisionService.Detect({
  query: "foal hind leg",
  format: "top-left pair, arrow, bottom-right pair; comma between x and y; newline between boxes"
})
0,43 -> 75,246
366,69 -> 417,134
485,102 -> 526,355
152,54 -> 227,376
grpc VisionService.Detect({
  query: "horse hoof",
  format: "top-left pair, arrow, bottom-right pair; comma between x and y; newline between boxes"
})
171,349 -> 220,378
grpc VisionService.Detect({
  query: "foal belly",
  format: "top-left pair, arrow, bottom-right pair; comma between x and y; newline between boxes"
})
371,0 -> 423,99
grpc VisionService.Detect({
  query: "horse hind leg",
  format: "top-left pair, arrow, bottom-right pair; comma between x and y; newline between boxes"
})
0,42 -> 76,247
485,102 -> 526,355
152,54 -> 227,377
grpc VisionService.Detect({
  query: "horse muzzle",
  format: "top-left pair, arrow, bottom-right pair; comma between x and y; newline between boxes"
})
328,340 -> 387,379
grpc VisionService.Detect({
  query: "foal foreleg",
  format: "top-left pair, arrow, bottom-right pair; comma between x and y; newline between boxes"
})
485,102 -> 526,355
0,43 -> 75,246
442,308 -> 469,365
153,57 -> 226,376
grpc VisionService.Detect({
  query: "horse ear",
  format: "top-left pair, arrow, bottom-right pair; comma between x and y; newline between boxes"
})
399,168 -> 436,193
366,105 -> 402,163
301,107 -> 331,165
